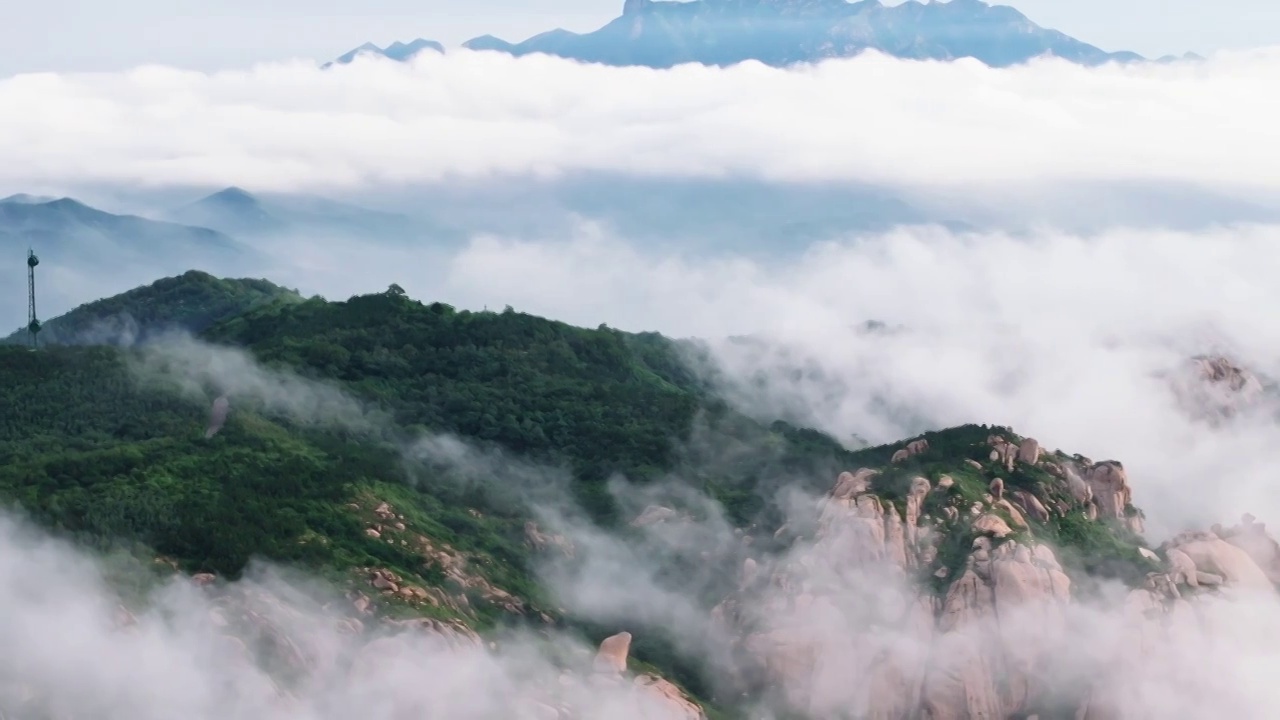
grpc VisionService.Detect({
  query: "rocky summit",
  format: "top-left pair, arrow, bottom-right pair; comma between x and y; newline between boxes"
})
334,0 -> 1142,70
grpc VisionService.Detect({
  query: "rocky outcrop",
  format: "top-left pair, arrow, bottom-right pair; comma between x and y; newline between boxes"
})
1016,437 -> 1041,465
632,505 -> 687,527
577,632 -> 707,720
714,428 -> 1280,720
723,463 -> 1086,718
1075,517 -> 1280,718
1052,460 -> 1146,535
594,631 -> 632,673
525,521 -> 576,558
1219,514 -> 1280,585
923,539 -> 1071,719
891,438 -> 930,464
354,499 -> 528,617
1168,354 -> 1266,422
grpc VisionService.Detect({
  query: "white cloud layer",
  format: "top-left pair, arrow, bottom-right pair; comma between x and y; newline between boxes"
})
2,48 -> 1280,194
244,220 -> 1280,541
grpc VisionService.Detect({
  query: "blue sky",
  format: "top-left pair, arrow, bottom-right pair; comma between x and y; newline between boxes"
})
1,0 -> 1277,75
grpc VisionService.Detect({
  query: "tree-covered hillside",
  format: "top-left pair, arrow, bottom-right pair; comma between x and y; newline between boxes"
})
3,270 -> 302,346
0,272 -> 1159,717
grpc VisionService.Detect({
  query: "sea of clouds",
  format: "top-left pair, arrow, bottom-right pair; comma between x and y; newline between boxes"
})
4,45 -> 1280,719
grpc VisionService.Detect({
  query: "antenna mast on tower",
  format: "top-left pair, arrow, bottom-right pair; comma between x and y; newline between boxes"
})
27,249 -> 41,349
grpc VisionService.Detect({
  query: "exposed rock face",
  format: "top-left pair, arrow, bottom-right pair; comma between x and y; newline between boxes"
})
1076,516 -> 1280,718
891,438 -> 929,464
923,539 -> 1071,719
580,632 -> 707,720
1058,460 -> 1145,534
1011,490 -> 1050,524
594,631 -> 632,673
632,505 -> 684,527
1169,354 -> 1265,422
1220,514 -> 1280,584
356,499 -> 529,617
1017,438 -> 1041,465
973,514 -> 1013,538
1166,531 -> 1272,592
717,439 -> 1280,720
525,520 -> 576,558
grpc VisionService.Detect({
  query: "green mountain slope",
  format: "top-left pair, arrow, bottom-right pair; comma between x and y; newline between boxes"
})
3,270 -> 303,346
0,272 -> 1160,717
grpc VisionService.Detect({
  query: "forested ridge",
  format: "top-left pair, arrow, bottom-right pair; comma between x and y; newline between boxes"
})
0,272 -> 1157,715
2,269 -> 302,346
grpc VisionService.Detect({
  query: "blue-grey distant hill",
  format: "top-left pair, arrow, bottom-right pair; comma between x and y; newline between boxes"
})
166,187 -> 436,241
0,195 -> 241,264
323,39 -> 445,68
334,0 -> 1143,69
0,194 -> 251,332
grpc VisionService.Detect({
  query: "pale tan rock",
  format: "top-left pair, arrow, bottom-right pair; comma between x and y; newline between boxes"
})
595,632 -> 632,674
1171,535 -> 1273,591
633,674 -> 707,720
905,476 -> 931,548
893,439 -> 929,464
994,499 -> 1028,529
1065,467 -> 1093,505
1166,547 -> 1199,588
923,541 -> 1071,719
1170,354 -> 1265,422
632,505 -> 680,527
1083,462 -> 1140,532
974,514 -> 1013,538
989,477 -> 1005,502
832,468 -> 878,499
1011,490 -> 1050,524
740,557 -> 760,590
524,521 -> 576,557
1017,438 -> 1041,465
1222,514 -> 1280,584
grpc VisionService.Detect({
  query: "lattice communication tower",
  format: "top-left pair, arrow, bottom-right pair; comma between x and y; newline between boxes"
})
27,248 -> 41,349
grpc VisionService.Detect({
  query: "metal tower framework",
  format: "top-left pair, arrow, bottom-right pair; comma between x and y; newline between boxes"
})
27,249 -> 40,349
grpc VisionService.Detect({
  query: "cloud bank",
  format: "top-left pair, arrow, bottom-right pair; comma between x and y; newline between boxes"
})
0,509 -> 710,720
239,220 -> 1280,541
8,222 -> 1280,718
2,48 -> 1280,195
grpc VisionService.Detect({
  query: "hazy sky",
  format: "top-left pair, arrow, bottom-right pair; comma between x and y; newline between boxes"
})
2,0 -> 1277,76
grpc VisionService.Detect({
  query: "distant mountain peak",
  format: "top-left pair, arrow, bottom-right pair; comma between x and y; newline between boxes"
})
326,38 -> 446,67
445,0 -> 1144,69
0,193 -> 59,205
204,186 -> 260,206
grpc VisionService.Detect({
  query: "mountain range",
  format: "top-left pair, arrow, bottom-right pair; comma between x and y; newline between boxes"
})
1,269 -> 1275,718
165,186 -> 430,240
0,194 -> 241,263
332,0 -> 1145,70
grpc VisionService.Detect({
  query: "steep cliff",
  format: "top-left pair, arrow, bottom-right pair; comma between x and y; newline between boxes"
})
707,427 -> 1279,718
